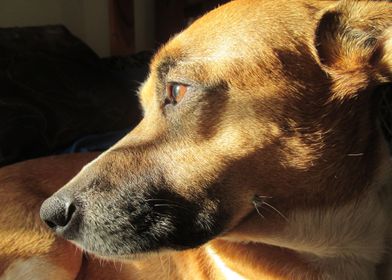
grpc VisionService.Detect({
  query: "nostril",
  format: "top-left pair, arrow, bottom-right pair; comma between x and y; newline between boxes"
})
67,203 -> 76,217
54,201 -> 76,227
45,220 -> 57,229
40,196 -> 78,230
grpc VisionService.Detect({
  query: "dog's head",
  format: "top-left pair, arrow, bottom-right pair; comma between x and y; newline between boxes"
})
41,0 -> 392,259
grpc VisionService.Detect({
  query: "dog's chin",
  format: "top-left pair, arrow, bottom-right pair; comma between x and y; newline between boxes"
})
69,238 -> 160,261
67,213 -> 226,259
71,240 -> 165,261
70,230 -> 218,260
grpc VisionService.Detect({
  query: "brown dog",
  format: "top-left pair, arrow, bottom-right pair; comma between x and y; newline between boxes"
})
2,0 -> 392,279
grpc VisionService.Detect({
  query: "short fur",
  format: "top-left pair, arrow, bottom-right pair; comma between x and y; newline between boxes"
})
1,0 -> 392,279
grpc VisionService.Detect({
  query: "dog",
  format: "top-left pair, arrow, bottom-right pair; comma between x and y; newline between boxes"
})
1,0 -> 392,279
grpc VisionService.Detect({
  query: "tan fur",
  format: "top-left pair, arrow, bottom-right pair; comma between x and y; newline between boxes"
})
0,154 -> 97,279
1,0 -> 392,279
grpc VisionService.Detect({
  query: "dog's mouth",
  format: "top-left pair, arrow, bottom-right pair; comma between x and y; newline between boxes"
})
41,187 -> 227,258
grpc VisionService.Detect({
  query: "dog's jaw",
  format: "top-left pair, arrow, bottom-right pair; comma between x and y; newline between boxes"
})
220,138 -> 392,280
211,199 -> 390,279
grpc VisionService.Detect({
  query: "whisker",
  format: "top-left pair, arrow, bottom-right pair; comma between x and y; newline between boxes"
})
145,198 -> 175,202
347,153 -> 364,157
262,201 -> 289,221
256,195 -> 272,199
146,198 -> 194,213
252,200 -> 265,219
147,198 -> 190,207
113,260 -> 119,272
152,203 -> 193,213
168,256 -> 171,280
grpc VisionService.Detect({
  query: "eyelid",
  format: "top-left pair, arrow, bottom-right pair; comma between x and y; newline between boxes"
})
165,76 -> 194,86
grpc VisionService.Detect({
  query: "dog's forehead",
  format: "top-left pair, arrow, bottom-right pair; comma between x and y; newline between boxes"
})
152,2 -> 273,69
151,0 -> 324,80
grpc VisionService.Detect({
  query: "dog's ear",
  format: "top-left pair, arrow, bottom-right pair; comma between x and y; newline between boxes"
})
315,1 -> 392,98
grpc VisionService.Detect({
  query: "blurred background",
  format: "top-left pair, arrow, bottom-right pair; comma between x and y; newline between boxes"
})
0,0 -> 228,167
0,0 -> 229,57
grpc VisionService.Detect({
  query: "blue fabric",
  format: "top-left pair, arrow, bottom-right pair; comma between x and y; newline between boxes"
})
60,128 -> 131,153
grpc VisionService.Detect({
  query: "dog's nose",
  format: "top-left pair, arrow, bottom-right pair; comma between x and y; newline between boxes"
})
40,195 -> 78,234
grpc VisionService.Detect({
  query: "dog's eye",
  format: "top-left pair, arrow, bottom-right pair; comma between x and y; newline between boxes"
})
166,83 -> 187,104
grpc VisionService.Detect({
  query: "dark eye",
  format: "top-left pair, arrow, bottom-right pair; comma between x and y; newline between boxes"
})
166,83 -> 188,104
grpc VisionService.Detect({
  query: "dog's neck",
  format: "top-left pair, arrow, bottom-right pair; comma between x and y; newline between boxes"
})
212,140 -> 392,280
199,240 -> 320,280
217,197 -> 388,280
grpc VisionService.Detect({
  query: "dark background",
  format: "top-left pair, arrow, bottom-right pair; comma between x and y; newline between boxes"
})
0,0 -> 229,166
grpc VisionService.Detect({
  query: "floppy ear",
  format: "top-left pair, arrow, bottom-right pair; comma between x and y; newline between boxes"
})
315,1 -> 392,98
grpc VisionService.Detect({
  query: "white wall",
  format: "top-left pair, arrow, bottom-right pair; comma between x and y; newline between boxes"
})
0,0 -> 110,57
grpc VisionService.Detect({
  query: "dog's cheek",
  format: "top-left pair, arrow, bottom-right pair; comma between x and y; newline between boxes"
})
139,188 -> 229,250
164,201 -> 229,250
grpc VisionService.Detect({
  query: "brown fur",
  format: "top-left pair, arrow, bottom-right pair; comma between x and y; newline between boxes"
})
2,0 -> 392,279
0,154 -> 97,278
